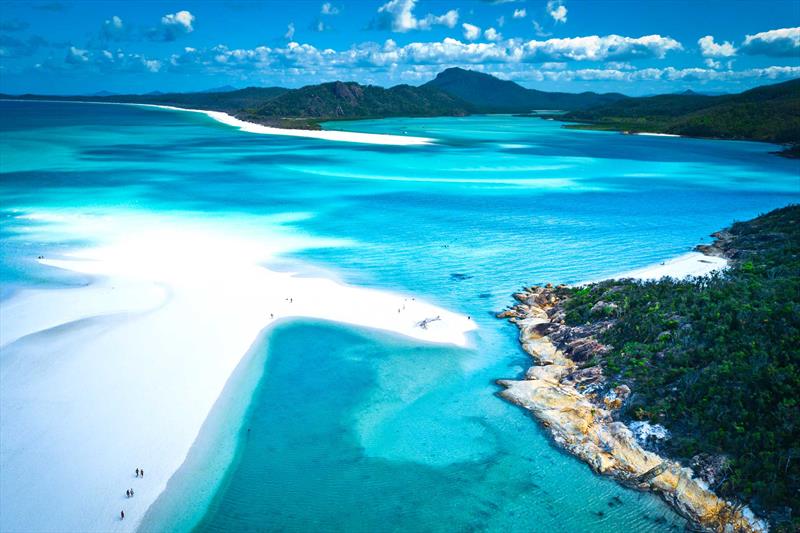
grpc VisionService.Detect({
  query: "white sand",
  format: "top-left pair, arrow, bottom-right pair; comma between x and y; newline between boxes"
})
134,104 -> 434,146
632,132 -> 682,138
591,251 -> 727,284
0,212 -> 475,533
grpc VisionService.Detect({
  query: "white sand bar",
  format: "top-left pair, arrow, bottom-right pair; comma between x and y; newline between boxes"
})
0,212 -> 475,533
134,104 -> 434,146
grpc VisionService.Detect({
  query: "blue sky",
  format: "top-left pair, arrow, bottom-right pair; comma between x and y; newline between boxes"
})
1,0 -> 798,95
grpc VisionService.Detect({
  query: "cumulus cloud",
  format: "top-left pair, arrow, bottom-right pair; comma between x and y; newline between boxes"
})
65,46 -> 89,64
547,0 -> 567,24
148,10 -> 195,41
484,28 -> 502,41
740,27 -> 800,57
159,33 -> 683,78
375,0 -> 458,32
525,34 -> 682,61
285,22 -> 295,40
163,38 -> 799,89
698,35 -> 736,57
98,15 -> 128,42
513,9 -> 526,19
462,23 -> 481,41
321,2 -> 339,15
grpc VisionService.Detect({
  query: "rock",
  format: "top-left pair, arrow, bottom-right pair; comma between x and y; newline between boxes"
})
495,283 -> 766,533
690,453 -> 730,488
628,420 -> 671,446
563,366 -> 604,387
565,338 -> 608,362
590,300 -> 619,316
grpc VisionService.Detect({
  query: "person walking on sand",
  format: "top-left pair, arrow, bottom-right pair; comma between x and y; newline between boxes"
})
130,488 -> 134,497
121,510 -> 125,520
126,489 -> 130,498
140,468 -> 144,477
135,468 -> 139,477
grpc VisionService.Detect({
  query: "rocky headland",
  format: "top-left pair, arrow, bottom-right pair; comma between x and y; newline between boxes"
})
496,282 -> 766,532
495,205 -> 800,531
491,205 -> 800,533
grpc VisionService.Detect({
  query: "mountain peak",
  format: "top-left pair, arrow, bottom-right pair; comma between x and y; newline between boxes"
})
424,67 -> 628,112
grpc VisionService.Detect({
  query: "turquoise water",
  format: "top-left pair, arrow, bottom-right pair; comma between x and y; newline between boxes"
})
1,101 -> 798,532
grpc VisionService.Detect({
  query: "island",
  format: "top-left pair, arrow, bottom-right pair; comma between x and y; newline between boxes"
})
497,205 -> 799,532
3,68 -> 798,153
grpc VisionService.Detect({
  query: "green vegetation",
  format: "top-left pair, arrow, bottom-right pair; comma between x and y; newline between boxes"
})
4,69 -> 798,151
558,78 -> 800,156
556,205 -> 800,529
422,67 -> 628,112
237,81 -> 472,129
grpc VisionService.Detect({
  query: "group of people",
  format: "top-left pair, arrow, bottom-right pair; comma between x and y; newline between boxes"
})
120,468 -> 145,520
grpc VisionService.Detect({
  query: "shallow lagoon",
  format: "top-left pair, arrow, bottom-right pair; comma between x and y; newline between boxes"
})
1,102 -> 798,532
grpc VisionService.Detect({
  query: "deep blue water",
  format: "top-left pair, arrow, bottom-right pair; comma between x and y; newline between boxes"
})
1,101 -> 798,532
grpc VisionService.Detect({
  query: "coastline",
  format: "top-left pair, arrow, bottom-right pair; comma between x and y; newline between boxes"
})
0,211 -> 476,533
0,99 -> 434,146
134,104 -> 435,145
496,250 -> 767,532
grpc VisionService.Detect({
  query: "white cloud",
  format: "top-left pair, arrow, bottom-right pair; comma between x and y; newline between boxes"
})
66,46 -> 89,63
151,10 -> 195,41
484,28 -> 502,41
547,0 -> 567,24
513,9 -> 526,19
741,27 -> 800,57
704,58 -> 721,69
376,0 -> 458,33
532,20 -> 550,37
99,15 -> 127,42
285,22 -> 295,40
107,15 -> 122,30
525,34 -> 682,61
161,10 -> 194,33
321,2 -> 339,15
462,23 -> 481,41
698,35 -> 736,57
605,61 -> 634,70
496,15 -> 505,28
153,36 -> 799,90
539,61 -> 566,70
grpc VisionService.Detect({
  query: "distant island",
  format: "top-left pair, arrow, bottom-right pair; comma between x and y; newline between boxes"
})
2,67 -> 798,154
553,77 -> 800,157
498,205 -> 799,532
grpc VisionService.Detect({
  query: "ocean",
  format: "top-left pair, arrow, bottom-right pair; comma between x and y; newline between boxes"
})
1,101 -> 797,532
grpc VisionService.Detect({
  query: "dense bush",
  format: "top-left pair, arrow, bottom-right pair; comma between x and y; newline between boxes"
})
560,205 -> 800,528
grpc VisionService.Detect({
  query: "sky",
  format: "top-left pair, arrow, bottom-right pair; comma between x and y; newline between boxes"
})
0,0 -> 798,95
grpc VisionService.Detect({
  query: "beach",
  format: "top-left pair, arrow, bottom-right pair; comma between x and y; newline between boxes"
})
2,100 -> 796,533
132,104 -> 435,145
0,211 -> 475,533
0,210 -> 724,533
586,251 -> 728,284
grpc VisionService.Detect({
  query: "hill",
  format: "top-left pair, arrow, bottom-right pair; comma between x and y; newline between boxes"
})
423,67 -> 628,112
502,205 -> 800,531
236,81 -> 472,128
559,77 -> 800,153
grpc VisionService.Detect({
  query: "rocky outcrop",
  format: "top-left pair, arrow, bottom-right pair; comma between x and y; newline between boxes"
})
496,285 -> 766,533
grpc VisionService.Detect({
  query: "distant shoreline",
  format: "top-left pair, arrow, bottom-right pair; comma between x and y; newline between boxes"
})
0,99 -> 434,146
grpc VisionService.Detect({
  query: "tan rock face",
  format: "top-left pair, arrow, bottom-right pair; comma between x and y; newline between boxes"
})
497,287 -> 766,533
